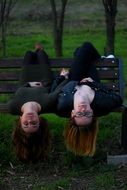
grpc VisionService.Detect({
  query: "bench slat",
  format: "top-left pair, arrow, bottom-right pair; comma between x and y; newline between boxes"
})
98,69 -> 119,79
0,104 -> 9,112
0,72 -> 20,80
0,58 -> 119,68
0,69 -> 119,81
0,83 -> 19,93
0,82 -> 120,93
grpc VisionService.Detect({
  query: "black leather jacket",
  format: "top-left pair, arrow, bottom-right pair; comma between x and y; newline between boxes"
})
56,81 -> 123,117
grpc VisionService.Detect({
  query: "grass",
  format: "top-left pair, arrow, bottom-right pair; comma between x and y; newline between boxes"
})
4,28 -> 127,81
0,0 -> 127,189
0,112 -> 125,189
33,178 -> 70,190
95,172 -> 115,189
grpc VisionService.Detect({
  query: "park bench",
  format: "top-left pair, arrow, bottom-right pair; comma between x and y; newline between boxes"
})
0,57 -> 127,152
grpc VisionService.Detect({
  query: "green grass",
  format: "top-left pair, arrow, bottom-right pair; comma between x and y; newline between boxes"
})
95,172 -> 115,189
33,178 -> 70,190
4,28 -> 127,82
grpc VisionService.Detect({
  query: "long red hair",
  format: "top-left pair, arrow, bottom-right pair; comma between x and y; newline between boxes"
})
64,117 -> 98,156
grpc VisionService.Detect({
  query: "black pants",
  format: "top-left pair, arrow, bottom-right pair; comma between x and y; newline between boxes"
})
23,49 -> 50,65
21,50 -> 53,84
22,42 -> 100,83
69,42 -> 101,82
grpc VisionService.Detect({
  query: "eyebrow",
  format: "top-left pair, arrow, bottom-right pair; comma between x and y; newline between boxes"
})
22,122 -> 39,128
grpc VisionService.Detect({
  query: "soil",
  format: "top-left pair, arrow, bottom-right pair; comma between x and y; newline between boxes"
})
0,149 -> 127,190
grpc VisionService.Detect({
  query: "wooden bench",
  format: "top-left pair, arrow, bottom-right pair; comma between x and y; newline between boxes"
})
0,57 -> 127,151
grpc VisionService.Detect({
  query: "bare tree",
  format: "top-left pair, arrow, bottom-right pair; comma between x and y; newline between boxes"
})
0,0 -> 17,57
102,0 -> 117,55
49,0 -> 68,57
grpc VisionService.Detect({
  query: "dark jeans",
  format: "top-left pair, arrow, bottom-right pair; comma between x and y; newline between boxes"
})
69,42 -> 101,82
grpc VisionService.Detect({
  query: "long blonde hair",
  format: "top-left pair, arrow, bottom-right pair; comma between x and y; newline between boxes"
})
64,118 -> 98,156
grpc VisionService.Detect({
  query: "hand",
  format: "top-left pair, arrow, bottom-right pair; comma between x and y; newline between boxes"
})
60,68 -> 69,79
80,77 -> 93,83
29,82 -> 43,87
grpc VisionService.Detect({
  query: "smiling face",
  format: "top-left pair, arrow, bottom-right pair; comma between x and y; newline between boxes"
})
20,112 -> 40,133
71,103 -> 93,127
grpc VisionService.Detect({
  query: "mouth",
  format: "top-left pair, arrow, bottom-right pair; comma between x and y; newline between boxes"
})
26,113 -> 34,116
26,113 -> 34,119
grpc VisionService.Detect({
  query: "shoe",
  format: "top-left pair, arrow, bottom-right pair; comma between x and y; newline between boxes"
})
101,55 -> 115,59
101,55 -> 106,58
106,55 -> 115,58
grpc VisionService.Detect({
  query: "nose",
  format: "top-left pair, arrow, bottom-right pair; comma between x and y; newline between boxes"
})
26,114 -> 33,120
27,119 -> 34,125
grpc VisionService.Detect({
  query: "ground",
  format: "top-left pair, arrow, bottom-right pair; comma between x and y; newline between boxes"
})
1,148 -> 127,190
1,163 -> 127,190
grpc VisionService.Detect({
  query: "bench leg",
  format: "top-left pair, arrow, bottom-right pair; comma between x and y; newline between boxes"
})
121,106 -> 127,150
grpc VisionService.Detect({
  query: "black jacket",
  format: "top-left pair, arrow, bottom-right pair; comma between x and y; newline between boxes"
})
56,81 -> 123,117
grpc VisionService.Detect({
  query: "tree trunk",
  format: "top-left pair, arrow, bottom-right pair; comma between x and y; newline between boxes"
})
105,14 -> 115,55
0,0 -> 17,57
50,0 -> 68,57
103,0 -> 117,55
2,22 -> 6,57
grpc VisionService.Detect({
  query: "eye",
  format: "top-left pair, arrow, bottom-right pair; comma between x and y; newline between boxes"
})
77,112 -> 82,116
23,122 -> 28,125
31,121 -> 37,125
23,123 -> 28,128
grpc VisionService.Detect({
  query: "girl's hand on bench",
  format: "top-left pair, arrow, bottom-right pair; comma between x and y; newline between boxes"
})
60,68 -> 69,79
80,77 -> 94,83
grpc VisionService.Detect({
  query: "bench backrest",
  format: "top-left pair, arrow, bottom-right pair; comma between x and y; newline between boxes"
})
0,57 -> 124,98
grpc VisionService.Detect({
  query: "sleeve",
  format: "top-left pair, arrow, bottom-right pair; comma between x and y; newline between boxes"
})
90,82 -> 123,116
102,92 -> 123,111
22,82 -> 31,87
7,87 -> 25,115
56,81 -> 78,117
50,76 -> 68,93
7,97 -> 21,115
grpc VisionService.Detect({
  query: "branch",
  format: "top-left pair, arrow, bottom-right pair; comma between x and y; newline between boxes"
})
59,0 -> 68,29
102,0 -> 117,15
50,0 -> 58,28
0,0 -> 17,26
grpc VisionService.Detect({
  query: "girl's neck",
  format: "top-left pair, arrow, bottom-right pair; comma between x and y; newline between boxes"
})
74,85 -> 95,109
21,101 -> 41,114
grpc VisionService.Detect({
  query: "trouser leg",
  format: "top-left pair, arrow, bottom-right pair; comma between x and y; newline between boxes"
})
36,50 -> 49,64
23,51 -> 37,65
36,50 -> 53,81
69,42 -> 101,82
